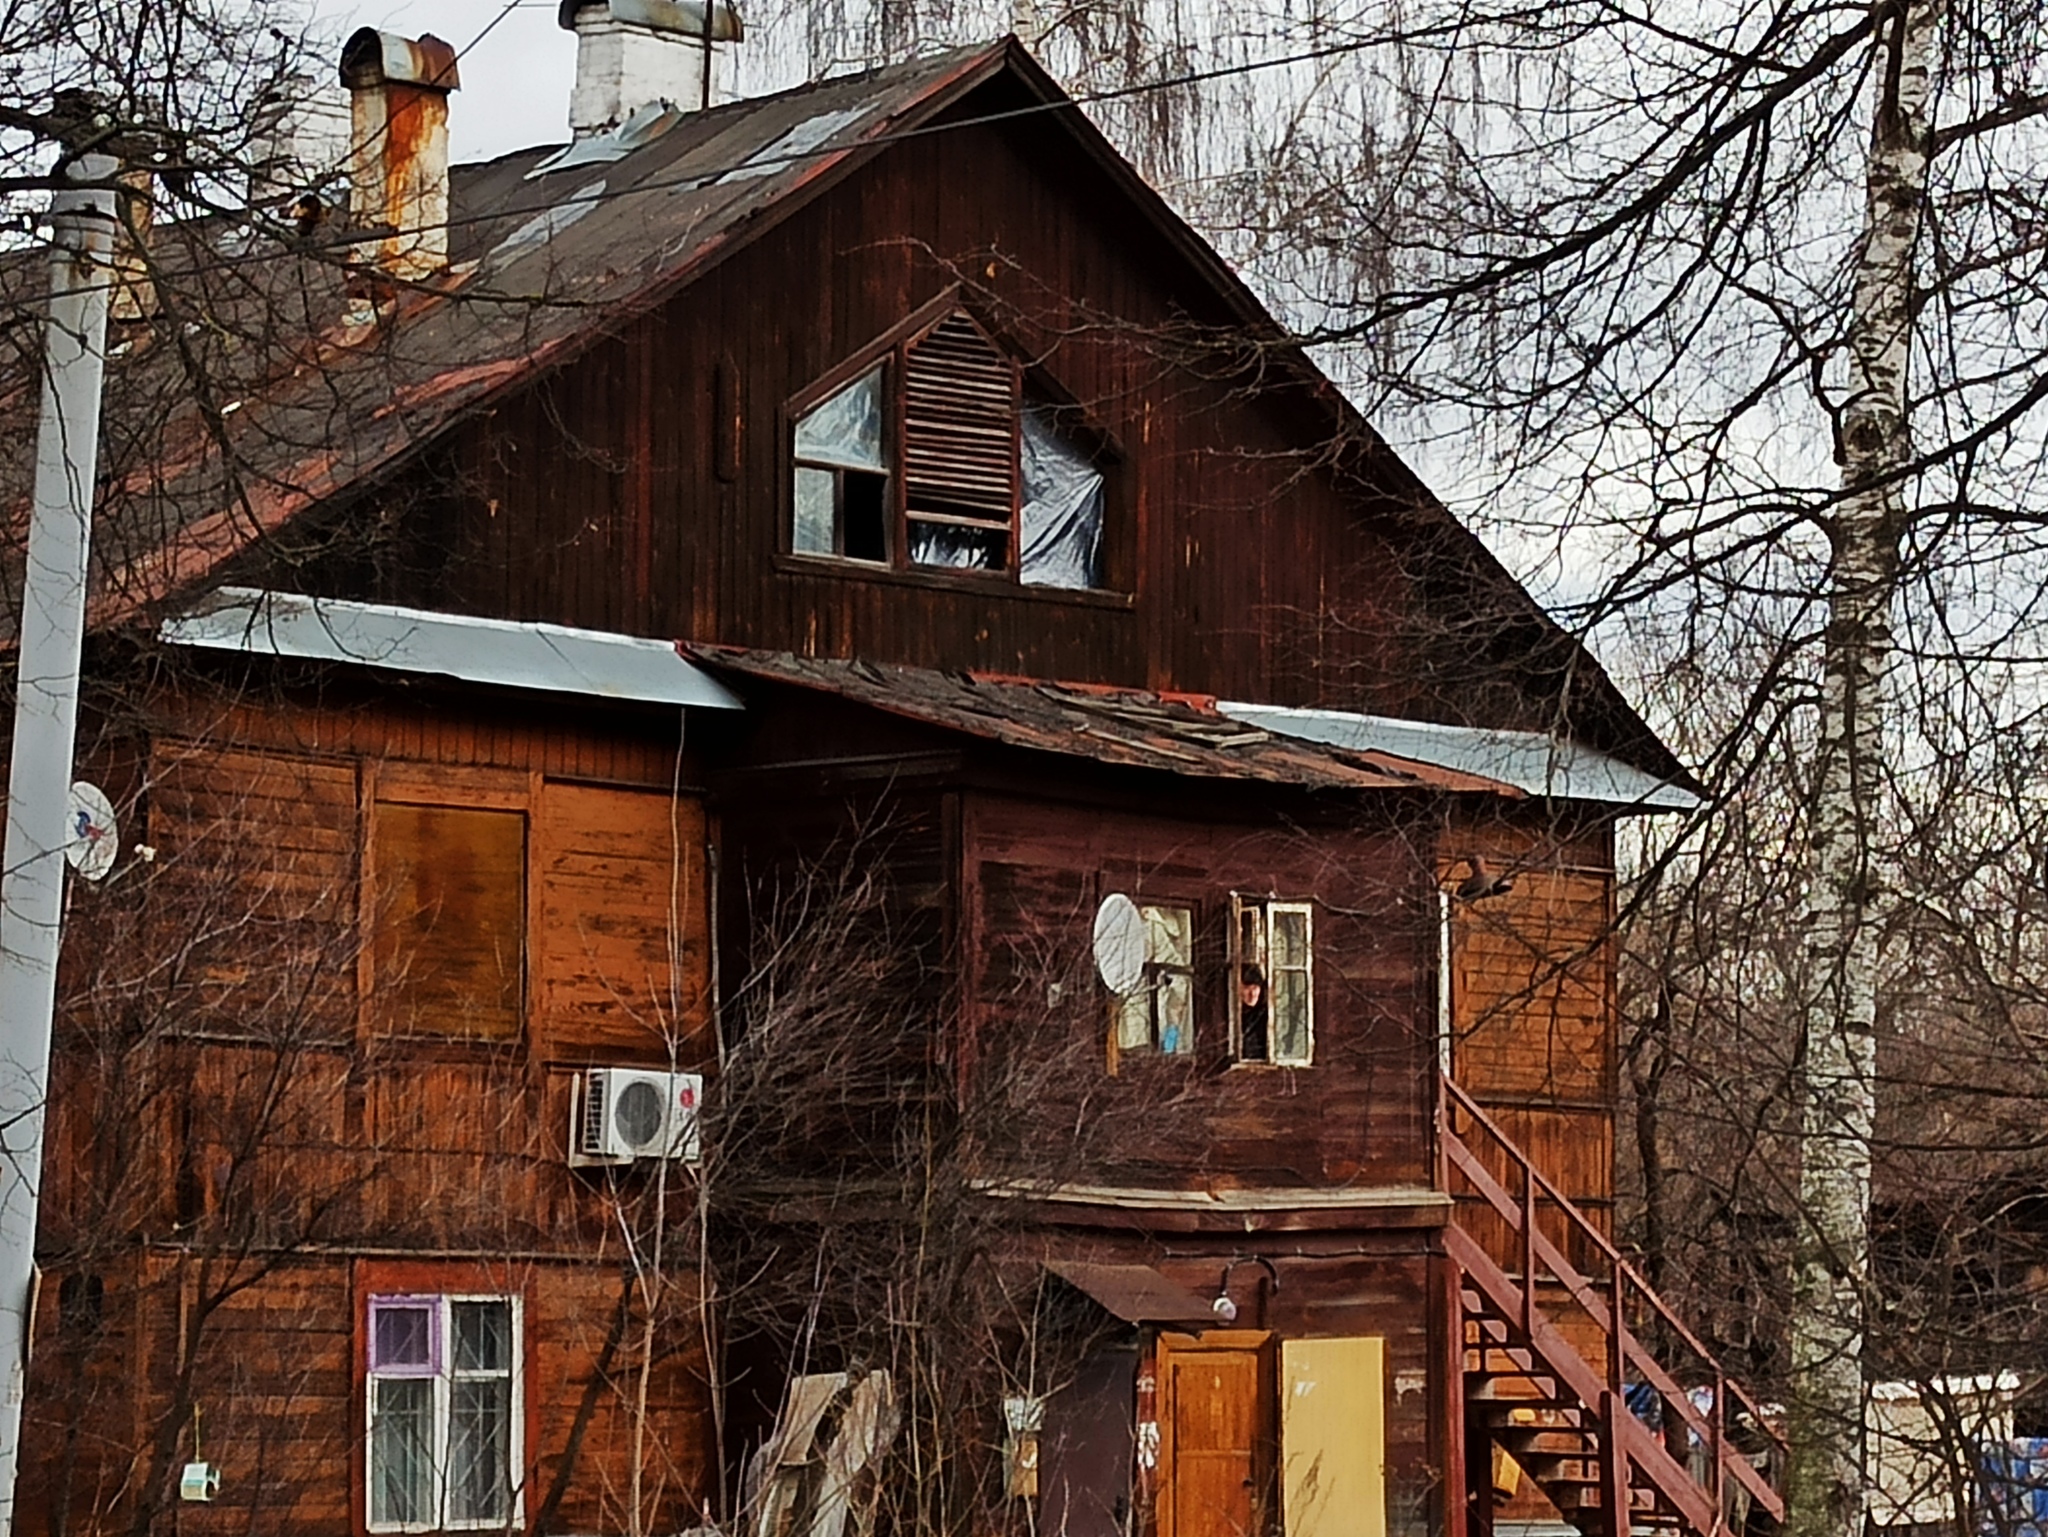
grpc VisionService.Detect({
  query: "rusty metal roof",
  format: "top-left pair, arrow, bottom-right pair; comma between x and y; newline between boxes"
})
0,44 -> 1007,637
0,37 -> 1689,795
686,646 -> 1521,796
1042,1261 -> 1216,1325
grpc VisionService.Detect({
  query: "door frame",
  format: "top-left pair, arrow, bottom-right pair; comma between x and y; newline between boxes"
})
1155,1329 -> 1276,1537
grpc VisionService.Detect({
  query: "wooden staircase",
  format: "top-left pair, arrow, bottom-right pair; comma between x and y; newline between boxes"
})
1439,1075 -> 1786,1537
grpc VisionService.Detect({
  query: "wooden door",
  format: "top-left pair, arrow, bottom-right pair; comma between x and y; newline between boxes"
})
1158,1331 -> 1272,1537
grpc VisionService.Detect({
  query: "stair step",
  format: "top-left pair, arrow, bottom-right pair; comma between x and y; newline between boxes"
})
1494,1426 -> 1598,1455
1474,1409 -> 1581,1434
1518,1454 -> 1599,1482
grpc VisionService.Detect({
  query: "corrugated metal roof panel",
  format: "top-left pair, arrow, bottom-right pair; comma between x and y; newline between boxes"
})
1217,702 -> 1699,812
162,588 -> 742,709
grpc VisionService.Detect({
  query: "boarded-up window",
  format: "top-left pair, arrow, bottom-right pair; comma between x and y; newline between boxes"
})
903,312 -> 1018,572
534,782 -> 710,1058
1280,1338 -> 1385,1537
372,802 -> 525,1038
788,309 -> 1110,589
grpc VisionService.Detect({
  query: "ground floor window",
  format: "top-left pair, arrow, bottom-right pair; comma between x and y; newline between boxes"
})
366,1294 -> 521,1532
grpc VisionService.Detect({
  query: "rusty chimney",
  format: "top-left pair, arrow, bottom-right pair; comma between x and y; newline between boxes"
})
339,29 -> 461,282
561,0 -> 743,137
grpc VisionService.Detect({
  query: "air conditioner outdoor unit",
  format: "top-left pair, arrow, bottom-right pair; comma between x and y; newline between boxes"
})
573,1068 -> 702,1166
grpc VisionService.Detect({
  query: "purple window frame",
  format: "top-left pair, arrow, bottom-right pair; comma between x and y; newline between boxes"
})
368,1294 -> 442,1377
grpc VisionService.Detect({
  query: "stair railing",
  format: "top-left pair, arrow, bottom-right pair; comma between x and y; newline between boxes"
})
1438,1072 -> 1787,1526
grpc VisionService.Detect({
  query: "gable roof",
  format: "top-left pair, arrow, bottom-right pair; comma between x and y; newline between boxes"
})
0,36 -> 1689,791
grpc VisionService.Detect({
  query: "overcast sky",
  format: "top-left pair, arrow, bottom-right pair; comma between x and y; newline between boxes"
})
340,0 -> 581,162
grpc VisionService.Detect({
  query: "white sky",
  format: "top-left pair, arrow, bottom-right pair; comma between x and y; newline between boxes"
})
338,0 -> 581,162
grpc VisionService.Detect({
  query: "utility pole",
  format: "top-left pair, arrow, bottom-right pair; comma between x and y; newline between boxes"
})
0,139 -> 118,1536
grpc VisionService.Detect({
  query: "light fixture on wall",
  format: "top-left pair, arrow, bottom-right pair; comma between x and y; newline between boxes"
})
1211,1256 -> 1279,1326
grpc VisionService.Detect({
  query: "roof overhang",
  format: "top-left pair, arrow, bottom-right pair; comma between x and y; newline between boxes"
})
1041,1261 -> 1216,1326
1218,702 -> 1699,813
160,588 -> 743,710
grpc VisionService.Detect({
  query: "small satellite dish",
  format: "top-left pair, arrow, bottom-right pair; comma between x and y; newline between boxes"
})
1092,893 -> 1147,995
65,782 -> 118,883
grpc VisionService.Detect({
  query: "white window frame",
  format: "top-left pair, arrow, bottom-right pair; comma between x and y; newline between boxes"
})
1232,895 -> 1316,1068
365,1292 -> 525,1535
1265,900 -> 1315,1067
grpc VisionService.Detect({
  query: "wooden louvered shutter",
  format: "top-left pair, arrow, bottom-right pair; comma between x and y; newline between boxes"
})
902,312 -> 1020,563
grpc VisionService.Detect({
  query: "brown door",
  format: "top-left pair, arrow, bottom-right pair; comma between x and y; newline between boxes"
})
1158,1332 -> 1272,1537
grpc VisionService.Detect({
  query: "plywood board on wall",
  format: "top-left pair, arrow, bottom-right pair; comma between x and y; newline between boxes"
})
1281,1337 -> 1385,1537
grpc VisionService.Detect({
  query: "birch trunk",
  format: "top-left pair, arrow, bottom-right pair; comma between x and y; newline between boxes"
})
1784,5 -> 1936,1536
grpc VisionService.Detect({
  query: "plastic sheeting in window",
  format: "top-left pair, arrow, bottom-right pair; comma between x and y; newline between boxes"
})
909,523 -> 1005,571
1019,407 -> 1104,589
794,366 -> 886,471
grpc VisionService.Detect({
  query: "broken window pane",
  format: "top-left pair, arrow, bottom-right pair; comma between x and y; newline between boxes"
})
795,366 -> 886,470
909,522 -> 1006,571
794,466 -> 836,554
1019,407 -> 1104,589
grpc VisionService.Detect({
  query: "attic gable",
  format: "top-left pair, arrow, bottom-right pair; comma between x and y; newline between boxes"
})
0,37 -> 1686,792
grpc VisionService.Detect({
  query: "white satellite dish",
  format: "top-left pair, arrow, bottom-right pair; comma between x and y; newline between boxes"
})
1092,893 -> 1147,995
65,782 -> 118,883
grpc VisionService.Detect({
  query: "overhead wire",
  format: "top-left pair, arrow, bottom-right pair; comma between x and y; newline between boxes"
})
22,20 -> 1425,292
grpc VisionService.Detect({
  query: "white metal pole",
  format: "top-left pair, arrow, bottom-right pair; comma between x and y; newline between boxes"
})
0,149 -> 117,1535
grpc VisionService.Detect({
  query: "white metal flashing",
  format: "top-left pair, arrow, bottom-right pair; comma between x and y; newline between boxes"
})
1217,702 -> 1699,812
161,588 -> 742,710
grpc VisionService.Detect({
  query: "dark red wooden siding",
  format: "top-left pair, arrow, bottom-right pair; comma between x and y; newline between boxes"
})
358,100 -> 1428,712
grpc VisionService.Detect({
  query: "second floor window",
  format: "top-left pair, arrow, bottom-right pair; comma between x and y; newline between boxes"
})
788,308 -> 1108,589
1235,897 -> 1314,1066
1113,902 -> 1196,1056
792,363 -> 889,563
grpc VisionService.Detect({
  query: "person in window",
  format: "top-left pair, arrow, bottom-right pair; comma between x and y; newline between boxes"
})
1239,963 -> 1269,1061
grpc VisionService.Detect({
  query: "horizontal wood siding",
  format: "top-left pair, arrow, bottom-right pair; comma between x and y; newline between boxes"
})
17,1254 -> 708,1537
375,109 -> 1428,714
1442,815 -> 1616,1219
534,781 -> 711,1065
29,686 -> 719,1537
964,790 -> 1436,1191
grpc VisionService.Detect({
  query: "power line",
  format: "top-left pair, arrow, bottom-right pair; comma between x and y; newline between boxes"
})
20,25 -> 1405,290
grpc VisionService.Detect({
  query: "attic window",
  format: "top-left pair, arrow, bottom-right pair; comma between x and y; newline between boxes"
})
788,310 -> 1108,588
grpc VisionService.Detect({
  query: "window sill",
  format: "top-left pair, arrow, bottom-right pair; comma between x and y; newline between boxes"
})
774,553 -> 1137,611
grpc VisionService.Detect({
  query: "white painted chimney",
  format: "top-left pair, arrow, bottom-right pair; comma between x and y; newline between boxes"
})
561,0 -> 744,138
248,72 -> 352,207
339,28 -> 461,282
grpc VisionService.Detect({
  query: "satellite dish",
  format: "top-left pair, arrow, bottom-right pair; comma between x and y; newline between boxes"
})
65,782 -> 118,883
1092,893 -> 1147,995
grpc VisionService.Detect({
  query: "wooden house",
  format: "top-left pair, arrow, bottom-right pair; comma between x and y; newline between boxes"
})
0,19 -> 1783,1537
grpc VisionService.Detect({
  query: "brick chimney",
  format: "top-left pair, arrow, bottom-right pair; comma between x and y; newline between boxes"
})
560,0 -> 743,138
339,29 -> 461,282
